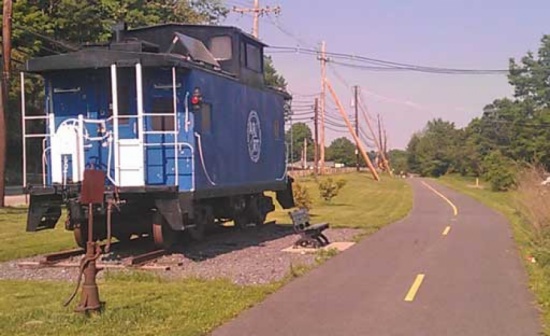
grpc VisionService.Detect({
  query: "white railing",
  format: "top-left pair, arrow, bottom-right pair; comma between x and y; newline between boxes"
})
21,64 -> 191,190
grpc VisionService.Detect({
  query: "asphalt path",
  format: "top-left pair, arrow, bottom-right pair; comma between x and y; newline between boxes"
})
213,178 -> 541,336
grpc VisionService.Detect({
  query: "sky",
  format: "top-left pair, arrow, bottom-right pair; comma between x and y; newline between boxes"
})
224,0 -> 550,149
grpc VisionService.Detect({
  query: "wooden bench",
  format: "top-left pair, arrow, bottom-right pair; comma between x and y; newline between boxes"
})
288,208 -> 330,248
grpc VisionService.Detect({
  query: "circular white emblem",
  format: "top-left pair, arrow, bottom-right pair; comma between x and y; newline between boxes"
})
247,110 -> 262,163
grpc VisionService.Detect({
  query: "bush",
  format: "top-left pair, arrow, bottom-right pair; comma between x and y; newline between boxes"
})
293,182 -> 312,210
318,178 -> 346,202
517,166 -> 550,235
482,151 -> 517,191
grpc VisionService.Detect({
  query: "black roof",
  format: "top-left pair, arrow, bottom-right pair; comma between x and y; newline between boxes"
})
25,23 -> 265,76
128,23 -> 267,46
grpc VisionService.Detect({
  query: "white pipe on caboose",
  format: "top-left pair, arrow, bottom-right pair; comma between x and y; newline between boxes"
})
20,72 -> 26,187
77,114 -> 85,180
110,64 -> 119,186
47,113 -> 55,185
172,66 -> 179,187
135,63 -> 144,145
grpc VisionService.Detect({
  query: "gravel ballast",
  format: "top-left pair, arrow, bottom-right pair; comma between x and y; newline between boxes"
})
0,224 -> 360,285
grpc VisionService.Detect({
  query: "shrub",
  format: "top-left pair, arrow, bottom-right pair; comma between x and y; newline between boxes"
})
293,182 -> 312,210
482,151 -> 517,191
517,166 -> 550,235
318,177 -> 346,202
517,166 -> 550,266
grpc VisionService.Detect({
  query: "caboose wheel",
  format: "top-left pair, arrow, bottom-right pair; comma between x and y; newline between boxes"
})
152,214 -> 179,249
234,197 -> 267,228
189,205 -> 214,241
73,224 -> 87,249
73,221 -> 107,248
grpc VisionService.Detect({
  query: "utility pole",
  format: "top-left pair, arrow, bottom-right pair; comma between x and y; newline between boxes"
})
0,0 -> 13,207
289,116 -> 293,170
303,137 -> 308,169
377,114 -> 383,169
354,85 -> 360,171
3,0 -> 12,81
358,95 -> 392,175
318,41 -> 328,174
313,98 -> 319,176
232,0 -> 281,39
326,80 -> 380,181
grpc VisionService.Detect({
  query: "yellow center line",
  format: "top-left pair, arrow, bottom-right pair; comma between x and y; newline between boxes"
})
421,181 -> 458,216
404,274 -> 425,302
442,226 -> 451,236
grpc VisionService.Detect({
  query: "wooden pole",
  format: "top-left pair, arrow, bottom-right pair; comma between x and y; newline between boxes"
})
313,98 -> 319,176
326,80 -> 380,181
319,41 -> 327,174
0,0 -> 13,207
354,86 -> 360,171
358,96 -> 392,175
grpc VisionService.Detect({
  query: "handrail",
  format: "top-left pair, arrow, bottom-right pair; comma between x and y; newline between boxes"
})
23,115 -> 49,120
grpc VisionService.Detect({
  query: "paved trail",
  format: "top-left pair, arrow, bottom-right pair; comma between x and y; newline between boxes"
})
213,179 -> 541,336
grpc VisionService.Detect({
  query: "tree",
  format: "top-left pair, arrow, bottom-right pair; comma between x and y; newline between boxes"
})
326,137 -> 355,166
285,123 -> 313,163
404,33 -> 550,184
388,149 -> 408,174
406,119 -> 460,177
264,55 -> 287,90
509,35 -> 550,109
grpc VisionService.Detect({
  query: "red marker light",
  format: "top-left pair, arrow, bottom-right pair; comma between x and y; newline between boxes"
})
191,95 -> 200,105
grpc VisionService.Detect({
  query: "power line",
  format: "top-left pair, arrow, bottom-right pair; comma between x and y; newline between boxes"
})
265,13 -> 314,48
266,45 -> 512,75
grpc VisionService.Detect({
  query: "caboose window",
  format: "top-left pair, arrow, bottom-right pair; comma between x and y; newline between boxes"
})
245,43 -> 262,72
200,103 -> 213,134
117,85 -> 131,125
274,120 -> 281,140
209,36 -> 232,61
151,97 -> 175,131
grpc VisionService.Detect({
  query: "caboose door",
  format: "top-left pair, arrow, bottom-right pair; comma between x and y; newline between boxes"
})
111,64 -> 145,187
142,67 -> 190,188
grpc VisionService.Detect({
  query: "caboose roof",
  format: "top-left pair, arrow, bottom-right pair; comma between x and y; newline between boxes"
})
24,22 -> 276,91
127,23 -> 267,47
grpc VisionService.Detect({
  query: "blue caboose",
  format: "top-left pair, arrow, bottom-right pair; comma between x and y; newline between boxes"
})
23,23 -> 295,248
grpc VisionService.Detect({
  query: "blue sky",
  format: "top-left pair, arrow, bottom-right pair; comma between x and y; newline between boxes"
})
224,0 -> 550,149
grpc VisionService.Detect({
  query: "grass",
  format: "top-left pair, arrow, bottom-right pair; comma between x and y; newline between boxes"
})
268,172 -> 413,236
0,172 -> 413,336
0,207 -> 74,262
438,175 -> 550,335
0,272 -> 279,336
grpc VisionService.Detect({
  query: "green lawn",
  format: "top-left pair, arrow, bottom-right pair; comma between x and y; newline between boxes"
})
0,172 -> 413,336
0,208 -> 74,262
269,173 -> 413,235
438,176 -> 550,334
0,272 -> 279,336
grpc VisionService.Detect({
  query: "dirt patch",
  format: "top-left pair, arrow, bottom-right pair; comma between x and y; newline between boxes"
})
0,224 -> 360,285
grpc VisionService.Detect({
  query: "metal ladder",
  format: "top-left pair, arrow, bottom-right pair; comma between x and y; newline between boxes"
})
21,72 -> 53,187
140,66 -> 180,187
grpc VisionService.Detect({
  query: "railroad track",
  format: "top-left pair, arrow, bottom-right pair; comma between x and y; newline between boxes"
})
17,242 -> 176,271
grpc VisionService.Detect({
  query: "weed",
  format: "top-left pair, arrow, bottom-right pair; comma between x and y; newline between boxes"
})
318,178 -> 345,202
315,248 -> 339,264
293,182 -> 313,210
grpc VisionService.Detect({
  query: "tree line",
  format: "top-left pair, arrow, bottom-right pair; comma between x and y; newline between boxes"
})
403,35 -> 550,190
285,122 -> 380,167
